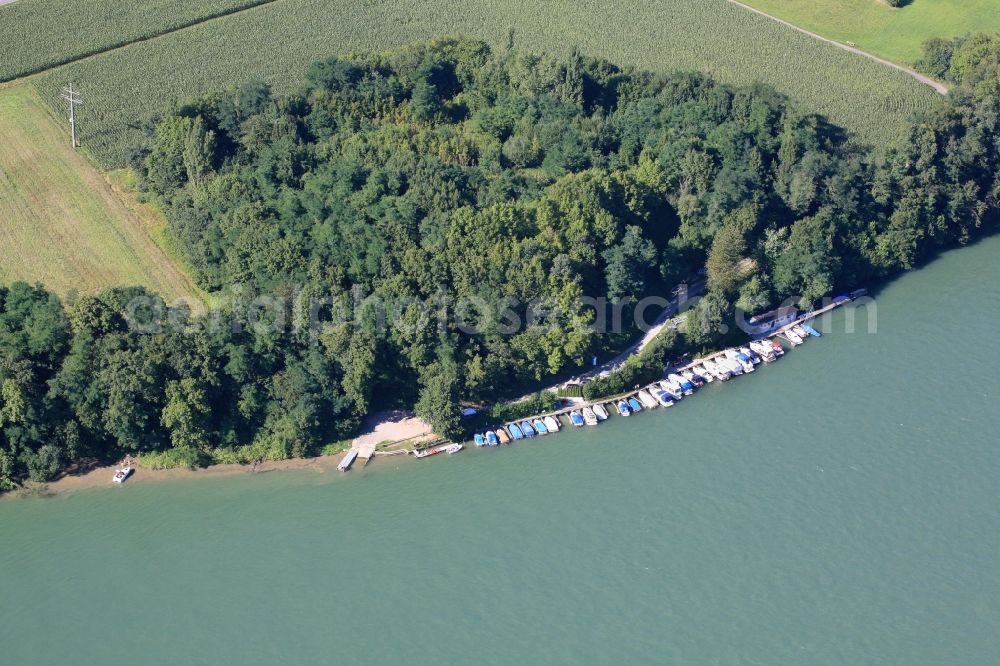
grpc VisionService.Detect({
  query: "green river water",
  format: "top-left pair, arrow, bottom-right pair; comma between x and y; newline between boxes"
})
2,236 -> 999,665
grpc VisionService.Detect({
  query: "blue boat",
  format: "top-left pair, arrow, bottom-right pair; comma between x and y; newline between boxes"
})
800,323 -> 822,337
569,410 -> 585,426
627,397 -> 643,412
520,421 -> 536,437
474,433 -> 486,447
616,401 -> 631,416
532,418 -> 548,434
486,431 -> 499,446
508,423 -> 524,440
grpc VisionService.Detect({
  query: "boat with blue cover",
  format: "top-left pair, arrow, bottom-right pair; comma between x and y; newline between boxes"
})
532,418 -> 548,434
616,401 -> 630,416
658,380 -> 683,400
486,431 -> 499,446
740,346 -> 762,365
569,410 -> 585,426
520,421 -> 536,437
627,397 -> 643,412
681,369 -> 705,387
668,373 -> 695,395
800,323 -> 822,337
653,389 -> 675,407
474,433 -> 486,447
508,423 -> 524,440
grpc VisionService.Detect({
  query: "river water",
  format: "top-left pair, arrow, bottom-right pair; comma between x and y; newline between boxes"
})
2,236 -> 999,665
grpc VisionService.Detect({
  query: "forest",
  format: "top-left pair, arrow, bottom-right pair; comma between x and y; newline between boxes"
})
1,36 -> 997,490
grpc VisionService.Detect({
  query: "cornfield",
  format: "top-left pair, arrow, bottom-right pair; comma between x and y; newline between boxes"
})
21,0 -> 939,169
0,0 -> 273,82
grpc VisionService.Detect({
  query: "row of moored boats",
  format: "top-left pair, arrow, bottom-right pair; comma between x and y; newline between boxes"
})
469,324 -> 820,448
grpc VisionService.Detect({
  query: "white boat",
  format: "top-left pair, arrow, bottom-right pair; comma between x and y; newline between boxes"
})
543,415 -> 561,432
582,407 -> 599,426
637,389 -> 658,409
658,380 -> 683,400
668,373 -> 695,395
112,466 -> 133,484
784,328 -> 804,345
592,404 -> 609,421
693,364 -> 714,383
702,359 -> 730,381
680,369 -> 705,387
718,355 -> 744,376
749,341 -> 776,362
446,443 -> 464,454
725,349 -> 755,373
792,325 -> 810,339
740,346 -> 761,365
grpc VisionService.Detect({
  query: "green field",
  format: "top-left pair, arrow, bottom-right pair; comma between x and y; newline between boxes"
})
740,0 -> 1000,66
23,0 -> 941,168
0,0 -> 274,82
0,85 -> 203,303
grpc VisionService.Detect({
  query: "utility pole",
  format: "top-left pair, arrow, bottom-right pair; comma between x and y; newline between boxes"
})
60,83 -> 82,148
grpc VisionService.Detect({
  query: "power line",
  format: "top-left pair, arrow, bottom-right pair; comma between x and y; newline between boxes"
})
60,83 -> 82,149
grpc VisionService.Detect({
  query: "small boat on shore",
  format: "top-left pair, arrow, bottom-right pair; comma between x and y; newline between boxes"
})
446,443 -> 464,454
653,389 -> 675,407
668,373 -> 695,395
627,397 -> 643,412
474,433 -> 486,447
113,466 -> 133,484
616,400 -> 631,416
508,423 -> 524,440
532,418 -> 548,435
337,450 -> 358,471
582,407 -> 598,426
693,364 -> 714,382
486,431 -> 499,446
544,415 -> 561,432
520,421 -> 536,438
496,428 -> 511,444
593,404 -> 609,421
637,390 -> 658,409
800,323 -> 822,337
570,410 -> 585,427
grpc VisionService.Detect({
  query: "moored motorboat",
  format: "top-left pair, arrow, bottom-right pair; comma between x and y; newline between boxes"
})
446,443 -> 464,454
474,433 -> 486,447
653,389 -> 675,407
725,349 -> 754,373
570,410 -> 586,426
784,328 -> 803,345
668,373 -> 695,395
413,443 -> 453,458
592,404 -> 609,421
769,339 -> 785,355
658,380 -> 683,401
693,364 -> 714,383
544,415 -> 561,432
113,466 -> 133,484
616,400 -> 631,416
486,431 -> 499,446
532,418 -> 548,435
718,355 -> 744,376
740,346 -> 761,365
637,390 -> 658,409
702,359 -> 730,381
520,421 -> 536,438
496,428 -> 511,444
792,325 -> 810,339
508,423 -> 524,440
680,369 -> 706,387
800,323 -> 822,337
582,407 -> 598,426
749,341 -> 776,362
627,396 -> 643,412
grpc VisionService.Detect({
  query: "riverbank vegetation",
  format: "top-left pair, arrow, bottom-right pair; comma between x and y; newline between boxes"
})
1,36 -> 998,491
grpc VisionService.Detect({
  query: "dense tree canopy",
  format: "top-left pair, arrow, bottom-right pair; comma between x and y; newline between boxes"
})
1,36 -> 997,489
